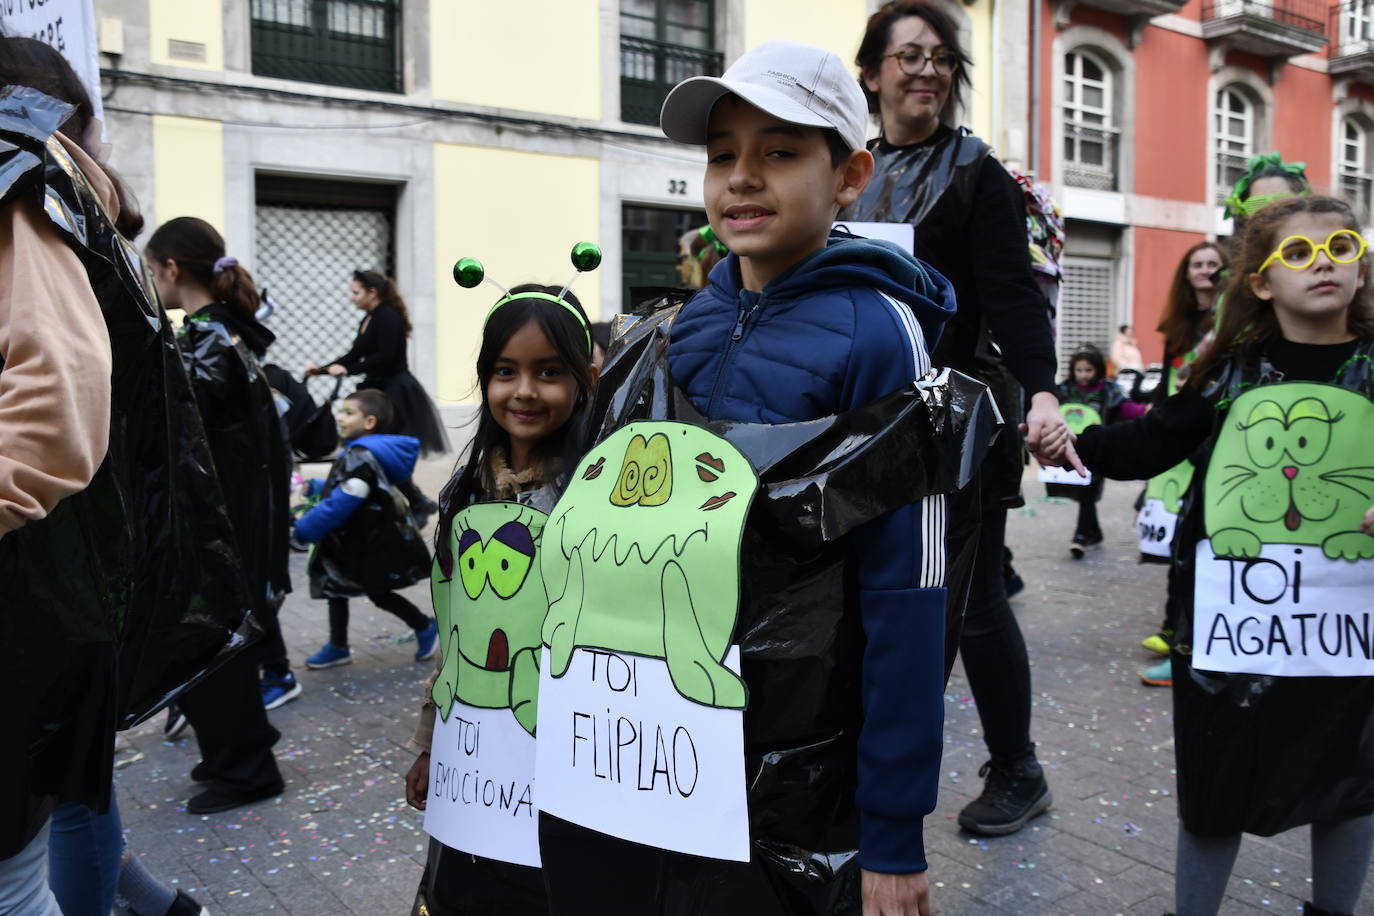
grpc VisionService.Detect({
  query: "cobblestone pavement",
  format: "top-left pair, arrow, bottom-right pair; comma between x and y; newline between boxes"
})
112,462 -> 1374,914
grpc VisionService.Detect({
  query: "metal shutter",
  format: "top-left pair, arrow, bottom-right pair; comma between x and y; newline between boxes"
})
1057,256 -> 1116,373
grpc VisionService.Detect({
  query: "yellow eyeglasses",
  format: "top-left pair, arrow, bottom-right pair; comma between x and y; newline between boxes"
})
1258,229 -> 1368,273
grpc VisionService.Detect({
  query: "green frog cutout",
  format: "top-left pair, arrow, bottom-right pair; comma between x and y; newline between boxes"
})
1145,458 -> 1194,516
431,503 -> 548,735
1204,383 -> 1374,561
541,422 -> 759,710
1060,402 -> 1102,436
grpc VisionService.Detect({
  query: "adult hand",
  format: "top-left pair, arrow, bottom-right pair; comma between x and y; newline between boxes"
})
302,363 -> 320,379
1023,390 -> 1086,476
861,869 -> 930,916
405,751 -> 430,810
326,363 -> 347,377
1362,505 -> 1374,537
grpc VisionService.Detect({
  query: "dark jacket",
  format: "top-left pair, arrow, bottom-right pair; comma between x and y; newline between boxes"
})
668,238 -> 956,874
179,304 -> 293,609
0,88 -> 254,858
332,303 -> 409,383
296,433 -> 429,598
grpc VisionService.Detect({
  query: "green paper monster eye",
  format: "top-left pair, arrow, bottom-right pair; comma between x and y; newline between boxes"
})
1286,398 -> 1334,465
570,241 -> 602,272
1241,400 -> 1286,470
453,257 -> 485,289
486,538 -> 535,600
458,536 -> 487,600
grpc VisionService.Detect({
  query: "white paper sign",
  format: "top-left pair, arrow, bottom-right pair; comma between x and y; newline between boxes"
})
833,220 -> 916,251
1193,540 -> 1374,677
535,646 -> 750,862
1038,463 -> 1093,486
424,702 -> 540,868
1136,498 -> 1177,559
0,0 -> 104,126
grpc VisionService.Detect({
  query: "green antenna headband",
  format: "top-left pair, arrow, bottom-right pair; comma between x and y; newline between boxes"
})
452,241 -> 601,352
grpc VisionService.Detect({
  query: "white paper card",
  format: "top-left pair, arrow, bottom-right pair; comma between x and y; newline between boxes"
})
535,646 -> 750,862
424,702 -> 540,868
833,220 -> 916,251
1193,540 -> 1374,677
1038,463 -> 1093,486
1136,498 -> 1177,558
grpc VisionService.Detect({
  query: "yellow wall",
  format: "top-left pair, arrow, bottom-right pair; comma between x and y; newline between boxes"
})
743,0 -> 870,66
433,143 -> 601,404
152,115 -> 225,231
430,0 -> 601,120
966,0 -> 994,143
148,0 -> 223,70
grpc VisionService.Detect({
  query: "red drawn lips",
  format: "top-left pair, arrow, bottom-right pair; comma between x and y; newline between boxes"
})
485,628 -> 510,671
699,491 -> 737,511
583,457 -> 605,480
695,452 -> 725,482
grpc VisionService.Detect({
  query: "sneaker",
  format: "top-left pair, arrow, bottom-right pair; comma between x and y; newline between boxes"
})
186,781 -> 284,815
164,702 -> 190,740
261,670 -> 302,710
166,888 -> 210,916
1140,658 -> 1173,687
415,620 -> 439,662
1141,629 -> 1174,656
1069,533 -> 1102,559
305,642 -> 352,669
957,757 -> 1053,836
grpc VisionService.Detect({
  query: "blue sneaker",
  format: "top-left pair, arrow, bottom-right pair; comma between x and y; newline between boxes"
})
261,670 -> 302,710
415,620 -> 439,662
306,642 -> 352,669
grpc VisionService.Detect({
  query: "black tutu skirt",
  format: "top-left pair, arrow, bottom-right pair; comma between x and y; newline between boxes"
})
362,370 -> 451,457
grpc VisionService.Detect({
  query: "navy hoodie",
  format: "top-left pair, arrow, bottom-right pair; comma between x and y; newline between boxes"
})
294,434 -> 419,543
669,236 -> 956,874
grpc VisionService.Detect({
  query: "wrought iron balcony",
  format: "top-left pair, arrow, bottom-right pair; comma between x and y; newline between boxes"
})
620,36 -> 724,127
250,0 -> 400,93
1063,124 -> 1120,192
1330,2 -> 1374,83
1201,0 -> 1328,60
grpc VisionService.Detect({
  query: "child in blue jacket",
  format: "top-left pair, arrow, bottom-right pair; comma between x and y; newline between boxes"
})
293,389 -> 437,669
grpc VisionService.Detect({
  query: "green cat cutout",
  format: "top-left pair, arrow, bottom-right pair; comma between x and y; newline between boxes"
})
431,503 -> 548,735
1204,383 -> 1374,561
1060,402 -> 1102,436
1145,459 -> 1194,516
541,422 -> 759,709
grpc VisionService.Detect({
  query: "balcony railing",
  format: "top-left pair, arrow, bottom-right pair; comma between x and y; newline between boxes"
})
251,0 -> 400,93
1330,2 -> 1374,82
1063,124 -> 1119,191
1203,0 -> 1326,33
620,36 -> 724,126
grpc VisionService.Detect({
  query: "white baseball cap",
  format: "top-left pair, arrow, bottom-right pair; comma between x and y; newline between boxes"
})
660,39 -> 869,153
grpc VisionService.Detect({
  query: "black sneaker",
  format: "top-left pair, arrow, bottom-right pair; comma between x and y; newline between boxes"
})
187,781 -> 284,815
957,757 -> 1052,836
163,702 -> 190,740
166,888 -> 209,915
1069,533 -> 1103,559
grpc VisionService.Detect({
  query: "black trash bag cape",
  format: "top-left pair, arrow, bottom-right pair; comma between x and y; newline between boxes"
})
308,445 -> 430,598
541,299 -> 1000,914
0,87 -> 256,858
1170,341 -> 1374,837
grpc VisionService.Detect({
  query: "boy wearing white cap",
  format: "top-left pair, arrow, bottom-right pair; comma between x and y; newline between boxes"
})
540,40 -> 956,916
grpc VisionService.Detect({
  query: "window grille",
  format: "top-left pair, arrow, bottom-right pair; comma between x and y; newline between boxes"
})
620,0 -> 722,125
1063,51 -> 1118,191
250,0 -> 400,93
1214,86 -> 1255,203
1057,257 -> 1117,375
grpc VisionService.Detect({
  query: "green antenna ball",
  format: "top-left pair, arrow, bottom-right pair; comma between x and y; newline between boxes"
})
453,258 -> 485,288
570,242 -> 602,272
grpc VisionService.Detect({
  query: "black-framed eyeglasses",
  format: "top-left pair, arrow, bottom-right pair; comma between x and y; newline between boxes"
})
883,48 -> 959,77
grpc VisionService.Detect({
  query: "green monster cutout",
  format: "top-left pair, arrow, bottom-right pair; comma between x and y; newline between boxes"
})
1205,383 -> 1374,561
541,422 -> 759,709
1059,402 -> 1102,436
431,503 -> 549,735
1145,459 -> 1195,516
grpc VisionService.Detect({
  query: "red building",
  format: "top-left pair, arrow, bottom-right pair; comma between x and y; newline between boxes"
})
1028,0 -> 1374,367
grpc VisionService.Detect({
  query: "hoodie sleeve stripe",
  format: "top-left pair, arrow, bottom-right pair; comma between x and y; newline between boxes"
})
920,493 -> 947,589
877,291 -> 932,381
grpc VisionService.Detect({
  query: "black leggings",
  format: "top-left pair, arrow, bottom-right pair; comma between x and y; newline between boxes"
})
328,593 -> 429,647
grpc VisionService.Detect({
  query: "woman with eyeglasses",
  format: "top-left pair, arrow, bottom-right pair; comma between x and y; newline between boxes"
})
842,0 -> 1071,841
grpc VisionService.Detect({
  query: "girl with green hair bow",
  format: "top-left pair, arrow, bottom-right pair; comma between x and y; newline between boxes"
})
1223,151 -> 1310,222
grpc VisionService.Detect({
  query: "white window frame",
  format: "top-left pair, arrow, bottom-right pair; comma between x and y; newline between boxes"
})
1062,50 -> 1115,180
1343,0 -> 1374,54
1214,85 -> 1255,204
1341,116 -> 1374,226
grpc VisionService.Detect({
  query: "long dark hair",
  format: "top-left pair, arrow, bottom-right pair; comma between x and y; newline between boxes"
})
146,217 -> 260,321
855,1 -> 972,123
1158,241 -> 1227,357
434,285 -> 596,572
353,269 -> 414,336
1191,195 -> 1374,387
1067,344 -> 1106,384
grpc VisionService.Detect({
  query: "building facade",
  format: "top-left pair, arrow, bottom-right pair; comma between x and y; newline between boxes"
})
89,0 -> 1012,416
1024,0 -> 1374,368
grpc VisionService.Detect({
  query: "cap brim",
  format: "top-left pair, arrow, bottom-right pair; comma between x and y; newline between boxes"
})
660,76 -> 835,145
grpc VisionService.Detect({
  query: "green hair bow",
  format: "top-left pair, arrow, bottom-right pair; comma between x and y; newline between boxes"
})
1222,152 -> 1308,219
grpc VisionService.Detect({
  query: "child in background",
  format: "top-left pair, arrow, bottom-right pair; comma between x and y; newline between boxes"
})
293,388 -> 437,669
1042,195 -> 1374,916
404,284 -> 598,915
675,224 -> 727,290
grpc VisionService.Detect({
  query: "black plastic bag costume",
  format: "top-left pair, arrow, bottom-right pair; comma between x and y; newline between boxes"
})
1170,344 -> 1374,836
538,301 -> 1000,914
308,447 -> 430,598
0,88 -> 256,858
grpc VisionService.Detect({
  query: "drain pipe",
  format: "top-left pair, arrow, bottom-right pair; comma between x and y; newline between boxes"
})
1030,0 -> 1042,178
